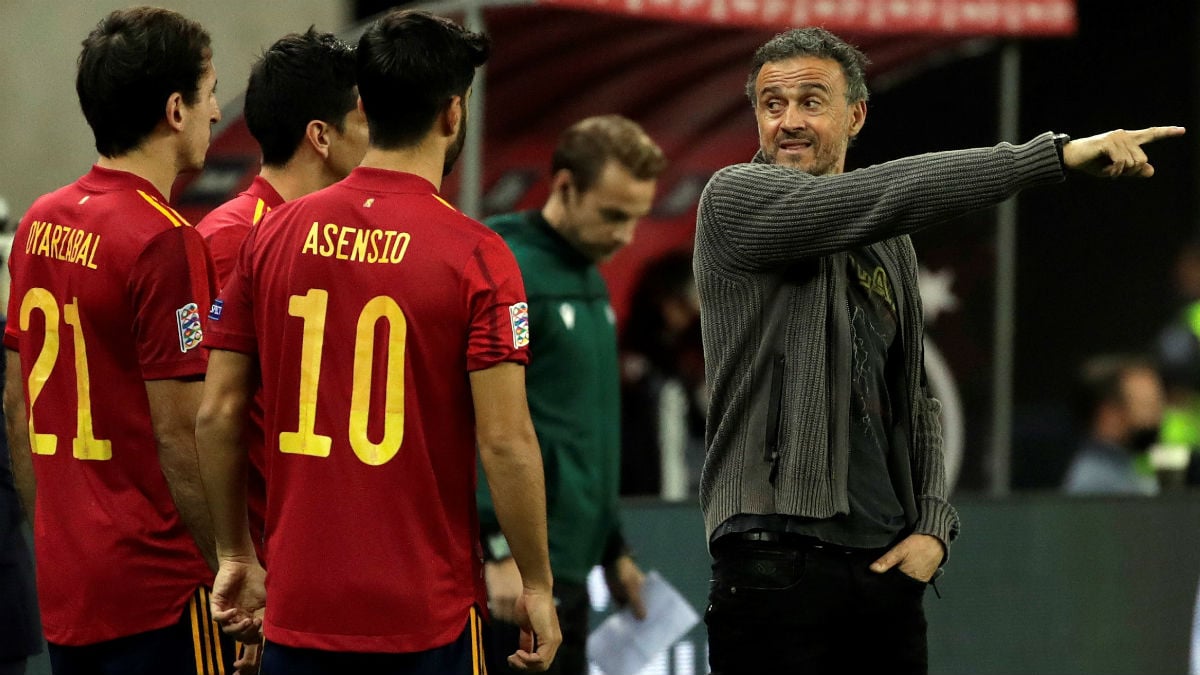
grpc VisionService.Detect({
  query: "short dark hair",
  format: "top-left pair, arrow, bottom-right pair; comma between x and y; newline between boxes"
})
745,27 -> 870,107
77,7 -> 212,158
551,115 -> 667,193
1074,354 -> 1156,428
356,10 -> 489,149
244,28 -> 358,167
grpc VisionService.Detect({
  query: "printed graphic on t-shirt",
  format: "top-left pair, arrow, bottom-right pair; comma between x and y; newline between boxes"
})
849,254 -> 895,312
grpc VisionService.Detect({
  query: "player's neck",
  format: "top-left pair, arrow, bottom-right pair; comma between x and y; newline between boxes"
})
259,164 -> 322,203
359,143 -> 445,192
95,147 -> 179,200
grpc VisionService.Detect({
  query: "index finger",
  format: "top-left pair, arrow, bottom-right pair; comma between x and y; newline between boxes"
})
1127,126 -> 1187,145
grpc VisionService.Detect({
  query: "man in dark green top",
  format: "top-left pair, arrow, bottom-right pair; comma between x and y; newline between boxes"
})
478,115 -> 666,675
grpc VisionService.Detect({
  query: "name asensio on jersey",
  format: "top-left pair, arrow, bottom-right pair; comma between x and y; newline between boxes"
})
24,220 -> 101,270
301,222 -> 411,264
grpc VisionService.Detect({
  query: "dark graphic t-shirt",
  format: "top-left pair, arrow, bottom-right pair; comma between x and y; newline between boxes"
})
794,248 -> 907,548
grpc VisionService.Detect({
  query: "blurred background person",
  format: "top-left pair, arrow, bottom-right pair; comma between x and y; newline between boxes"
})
619,250 -> 707,500
1155,239 -> 1200,484
476,114 -> 666,675
0,196 -> 41,675
1063,355 -> 1165,496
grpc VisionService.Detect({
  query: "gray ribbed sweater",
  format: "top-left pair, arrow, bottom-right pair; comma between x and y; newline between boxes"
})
694,132 -> 1065,548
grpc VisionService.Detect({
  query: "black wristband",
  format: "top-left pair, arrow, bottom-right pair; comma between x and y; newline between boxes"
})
480,527 -> 511,562
1052,132 -> 1071,167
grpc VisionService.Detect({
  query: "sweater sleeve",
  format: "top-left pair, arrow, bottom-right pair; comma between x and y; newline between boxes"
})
698,133 -> 1064,271
910,393 -> 960,555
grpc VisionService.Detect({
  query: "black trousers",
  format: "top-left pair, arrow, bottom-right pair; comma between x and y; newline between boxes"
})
483,579 -> 589,675
706,534 -> 929,675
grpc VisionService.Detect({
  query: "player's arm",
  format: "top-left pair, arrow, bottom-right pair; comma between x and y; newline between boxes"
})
4,349 -> 35,521
147,376 -> 218,572
195,348 -> 264,640
472,361 -> 561,671
195,348 -> 256,561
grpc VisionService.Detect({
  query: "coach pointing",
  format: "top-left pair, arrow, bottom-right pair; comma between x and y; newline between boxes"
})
695,26 -> 1183,675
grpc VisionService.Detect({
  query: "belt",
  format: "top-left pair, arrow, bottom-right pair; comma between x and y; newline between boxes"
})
722,530 -> 888,556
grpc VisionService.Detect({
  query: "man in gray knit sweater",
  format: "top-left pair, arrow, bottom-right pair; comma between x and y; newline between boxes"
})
696,27 -> 1183,674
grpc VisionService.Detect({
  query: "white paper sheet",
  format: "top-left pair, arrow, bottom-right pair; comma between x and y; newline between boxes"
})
586,570 -> 701,675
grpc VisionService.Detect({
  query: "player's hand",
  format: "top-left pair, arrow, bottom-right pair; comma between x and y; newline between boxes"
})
234,641 -> 262,675
210,557 -> 266,643
869,533 -> 945,583
507,586 -> 561,672
604,554 -> 647,620
1062,126 -> 1185,178
485,557 -> 523,623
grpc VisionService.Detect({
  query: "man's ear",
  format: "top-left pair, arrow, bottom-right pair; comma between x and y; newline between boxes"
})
165,92 -> 186,132
443,94 -> 463,139
549,168 -> 576,204
848,99 -> 867,138
305,119 -> 332,159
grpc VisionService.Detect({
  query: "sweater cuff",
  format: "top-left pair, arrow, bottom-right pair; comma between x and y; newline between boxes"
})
1011,131 -> 1068,189
914,495 -> 961,563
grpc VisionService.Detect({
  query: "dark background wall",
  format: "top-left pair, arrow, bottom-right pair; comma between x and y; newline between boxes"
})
849,2 -> 1199,491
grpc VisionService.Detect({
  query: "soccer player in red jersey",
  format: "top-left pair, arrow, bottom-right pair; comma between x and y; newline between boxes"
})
2,7 -> 235,674
195,28 -> 368,675
197,9 -> 561,675
198,28 -> 368,289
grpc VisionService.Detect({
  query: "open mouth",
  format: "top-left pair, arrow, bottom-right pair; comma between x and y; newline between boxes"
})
778,139 -> 812,153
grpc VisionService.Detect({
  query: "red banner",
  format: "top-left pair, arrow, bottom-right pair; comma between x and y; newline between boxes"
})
537,0 -> 1076,35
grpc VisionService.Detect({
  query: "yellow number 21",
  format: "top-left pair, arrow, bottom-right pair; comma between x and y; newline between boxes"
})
279,289 -> 406,466
19,287 -> 112,460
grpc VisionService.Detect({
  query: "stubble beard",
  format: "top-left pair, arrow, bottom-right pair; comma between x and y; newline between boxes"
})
443,117 -> 468,177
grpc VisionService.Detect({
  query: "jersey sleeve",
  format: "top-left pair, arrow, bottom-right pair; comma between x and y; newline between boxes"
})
127,226 -> 217,380
204,221 -> 252,292
463,232 -> 531,372
203,225 -> 259,356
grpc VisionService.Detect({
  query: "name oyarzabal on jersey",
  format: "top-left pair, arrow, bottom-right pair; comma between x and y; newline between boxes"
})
22,218 -> 102,269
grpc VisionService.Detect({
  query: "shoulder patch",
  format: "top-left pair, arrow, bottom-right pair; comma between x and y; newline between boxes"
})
509,302 -> 530,349
208,299 -> 224,321
177,302 -> 203,352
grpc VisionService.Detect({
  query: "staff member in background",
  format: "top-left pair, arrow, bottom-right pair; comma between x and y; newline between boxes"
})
477,114 -> 666,675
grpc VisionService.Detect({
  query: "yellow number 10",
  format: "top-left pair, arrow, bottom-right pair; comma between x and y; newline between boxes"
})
279,289 -> 406,466
19,288 -> 112,460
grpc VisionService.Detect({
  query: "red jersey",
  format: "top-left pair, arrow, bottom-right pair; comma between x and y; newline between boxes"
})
196,176 -> 284,563
3,166 -> 215,646
197,176 -> 284,288
205,167 -> 530,653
